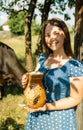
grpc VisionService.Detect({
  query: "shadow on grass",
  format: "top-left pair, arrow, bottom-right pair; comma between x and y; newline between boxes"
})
3,84 -> 23,97
0,117 -> 25,130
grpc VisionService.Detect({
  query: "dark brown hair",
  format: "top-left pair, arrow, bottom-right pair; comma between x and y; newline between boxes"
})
41,18 -> 74,57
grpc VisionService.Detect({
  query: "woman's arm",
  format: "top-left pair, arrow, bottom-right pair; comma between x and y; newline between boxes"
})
24,76 -> 83,112
46,76 -> 83,110
21,63 -> 40,88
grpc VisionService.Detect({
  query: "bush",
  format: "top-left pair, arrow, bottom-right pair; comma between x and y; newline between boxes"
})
0,25 -> 3,30
8,11 -> 25,35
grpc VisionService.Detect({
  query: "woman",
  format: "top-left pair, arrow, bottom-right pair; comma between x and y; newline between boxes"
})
22,18 -> 83,130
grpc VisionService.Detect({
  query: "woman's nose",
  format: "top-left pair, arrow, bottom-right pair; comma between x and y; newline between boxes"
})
50,34 -> 57,41
50,33 -> 57,39
50,37 -> 55,42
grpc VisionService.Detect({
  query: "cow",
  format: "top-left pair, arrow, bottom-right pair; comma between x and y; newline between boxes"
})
0,41 -> 27,99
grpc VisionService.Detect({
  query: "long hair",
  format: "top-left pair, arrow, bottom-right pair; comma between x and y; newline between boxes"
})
41,18 -> 74,57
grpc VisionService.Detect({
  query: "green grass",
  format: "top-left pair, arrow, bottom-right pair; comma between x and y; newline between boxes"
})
0,34 -> 39,56
0,85 -> 27,130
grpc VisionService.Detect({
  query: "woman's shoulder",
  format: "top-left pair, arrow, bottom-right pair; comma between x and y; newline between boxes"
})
67,57 -> 83,77
69,57 -> 83,67
38,53 -> 46,63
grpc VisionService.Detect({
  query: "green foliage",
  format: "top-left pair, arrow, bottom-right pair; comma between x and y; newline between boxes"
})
50,0 -> 75,20
68,0 -> 76,8
0,85 -> 26,130
8,11 -> 25,35
8,11 -> 40,36
0,0 -> 75,23
31,20 -> 40,35
64,14 -> 71,21
0,25 -> 3,30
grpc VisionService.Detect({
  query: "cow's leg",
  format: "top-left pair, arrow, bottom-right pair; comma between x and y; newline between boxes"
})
0,86 -> 1,99
0,85 -> 4,99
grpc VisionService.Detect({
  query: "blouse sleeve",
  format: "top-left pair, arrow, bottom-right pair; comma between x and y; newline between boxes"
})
38,53 -> 46,72
38,53 -> 46,64
67,58 -> 83,77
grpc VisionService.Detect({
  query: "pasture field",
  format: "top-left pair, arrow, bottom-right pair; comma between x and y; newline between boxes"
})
0,31 -> 74,130
0,33 -> 39,57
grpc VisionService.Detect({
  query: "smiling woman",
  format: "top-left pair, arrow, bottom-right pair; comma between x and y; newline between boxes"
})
21,18 -> 83,130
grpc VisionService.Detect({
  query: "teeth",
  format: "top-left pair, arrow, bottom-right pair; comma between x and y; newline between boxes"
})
51,42 -> 58,44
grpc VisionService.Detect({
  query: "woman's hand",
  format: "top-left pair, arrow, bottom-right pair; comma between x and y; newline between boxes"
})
24,104 -> 47,113
21,74 -> 28,89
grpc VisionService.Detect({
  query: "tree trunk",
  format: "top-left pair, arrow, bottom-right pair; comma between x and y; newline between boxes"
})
25,0 -> 37,72
74,1 -> 83,130
35,0 -> 53,61
76,99 -> 83,130
74,0 -> 83,60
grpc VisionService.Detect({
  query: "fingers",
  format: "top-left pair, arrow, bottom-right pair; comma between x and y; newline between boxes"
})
24,106 -> 37,112
24,104 -> 47,113
21,74 -> 28,88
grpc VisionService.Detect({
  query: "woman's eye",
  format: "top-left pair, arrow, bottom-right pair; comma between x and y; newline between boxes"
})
45,34 -> 50,37
53,32 -> 59,35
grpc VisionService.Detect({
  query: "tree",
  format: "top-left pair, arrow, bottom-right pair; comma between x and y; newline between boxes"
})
35,0 -> 53,64
74,1 -> 83,130
24,0 -> 37,72
8,11 -> 25,35
74,0 -> 83,60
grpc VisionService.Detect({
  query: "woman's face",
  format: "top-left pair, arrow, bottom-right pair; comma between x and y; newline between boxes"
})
45,24 -> 65,52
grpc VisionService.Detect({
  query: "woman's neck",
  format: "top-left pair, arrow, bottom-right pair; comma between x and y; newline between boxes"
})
52,51 -> 68,61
